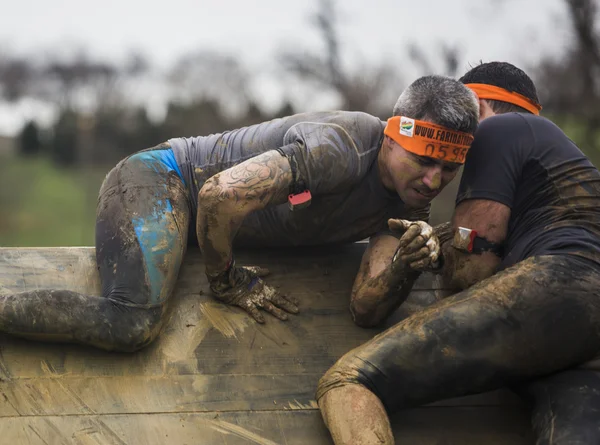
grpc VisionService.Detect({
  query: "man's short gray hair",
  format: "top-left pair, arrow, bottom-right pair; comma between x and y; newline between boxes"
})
393,75 -> 479,134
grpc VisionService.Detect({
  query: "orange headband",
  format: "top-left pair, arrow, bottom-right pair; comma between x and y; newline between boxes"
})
466,83 -> 542,115
384,116 -> 474,164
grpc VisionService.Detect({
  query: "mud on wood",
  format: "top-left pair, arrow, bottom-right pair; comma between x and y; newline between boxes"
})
0,244 -> 532,444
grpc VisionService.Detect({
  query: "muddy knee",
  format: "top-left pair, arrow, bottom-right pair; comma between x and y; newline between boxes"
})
317,353 -> 385,406
110,307 -> 164,352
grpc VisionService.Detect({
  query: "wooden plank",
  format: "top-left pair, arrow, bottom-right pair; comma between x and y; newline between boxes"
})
0,245 -> 448,380
0,374 -> 523,418
0,374 -> 321,416
0,245 -> 446,295
0,408 -> 533,445
0,244 -> 531,443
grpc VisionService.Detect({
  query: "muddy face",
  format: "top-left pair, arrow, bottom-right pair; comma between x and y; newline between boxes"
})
379,137 -> 460,208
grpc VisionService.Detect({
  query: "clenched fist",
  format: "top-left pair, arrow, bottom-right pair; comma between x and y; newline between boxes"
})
388,219 -> 441,271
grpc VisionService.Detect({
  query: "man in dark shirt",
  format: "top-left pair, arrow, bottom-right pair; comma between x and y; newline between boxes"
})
318,62 -> 600,445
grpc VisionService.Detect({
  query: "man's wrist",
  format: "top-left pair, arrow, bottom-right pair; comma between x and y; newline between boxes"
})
206,256 -> 235,284
429,252 -> 445,274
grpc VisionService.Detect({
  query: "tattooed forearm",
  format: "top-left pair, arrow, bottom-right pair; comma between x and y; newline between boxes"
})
197,150 -> 293,275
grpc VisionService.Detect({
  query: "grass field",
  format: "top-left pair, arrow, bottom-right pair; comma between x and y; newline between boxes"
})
0,156 -> 108,247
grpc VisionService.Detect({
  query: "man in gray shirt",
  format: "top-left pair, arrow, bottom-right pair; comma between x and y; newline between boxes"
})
0,75 -> 478,351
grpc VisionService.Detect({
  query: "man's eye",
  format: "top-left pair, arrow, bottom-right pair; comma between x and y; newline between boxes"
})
443,164 -> 461,173
416,157 -> 434,166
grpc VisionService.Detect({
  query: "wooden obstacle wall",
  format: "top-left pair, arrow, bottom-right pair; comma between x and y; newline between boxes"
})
0,244 -> 532,444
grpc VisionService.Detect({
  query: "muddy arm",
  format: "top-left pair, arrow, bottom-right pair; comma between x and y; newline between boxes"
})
442,199 -> 510,290
350,221 -> 453,327
196,150 -> 293,275
350,234 -> 420,328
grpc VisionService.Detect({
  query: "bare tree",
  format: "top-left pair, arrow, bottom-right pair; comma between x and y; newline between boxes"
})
168,50 -> 251,118
534,0 -> 600,156
408,42 -> 461,78
0,53 -> 36,102
278,0 -> 403,116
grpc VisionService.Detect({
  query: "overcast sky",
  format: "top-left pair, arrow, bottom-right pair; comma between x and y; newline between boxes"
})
0,0 -> 569,135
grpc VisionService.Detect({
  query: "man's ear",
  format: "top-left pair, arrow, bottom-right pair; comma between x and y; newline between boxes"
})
479,99 -> 495,121
384,135 -> 395,150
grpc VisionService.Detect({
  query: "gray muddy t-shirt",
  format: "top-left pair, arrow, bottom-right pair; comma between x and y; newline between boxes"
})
169,111 -> 428,247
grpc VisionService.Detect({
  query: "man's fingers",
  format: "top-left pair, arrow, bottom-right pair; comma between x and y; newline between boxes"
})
426,238 -> 440,262
260,300 -> 289,321
281,294 -> 300,307
388,218 -> 411,232
409,258 -> 431,270
401,246 -> 430,264
397,225 -> 422,249
404,234 -> 429,253
270,294 -> 299,314
244,266 -> 271,277
241,301 -> 265,324
419,224 -> 433,238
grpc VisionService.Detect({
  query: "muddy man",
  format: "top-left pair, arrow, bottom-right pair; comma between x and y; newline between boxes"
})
0,75 -> 479,351
318,62 -> 600,445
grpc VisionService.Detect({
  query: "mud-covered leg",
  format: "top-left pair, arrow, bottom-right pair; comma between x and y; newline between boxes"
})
0,289 -> 163,351
317,255 -> 600,442
319,384 -> 393,445
523,369 -> 600,445
0,147 -> 190,351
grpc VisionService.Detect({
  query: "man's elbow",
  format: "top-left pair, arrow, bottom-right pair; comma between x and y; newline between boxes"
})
349,297 -> 382,328
443,250 -> 500,291
198,176 -> 238,217
198,177 -> 221,208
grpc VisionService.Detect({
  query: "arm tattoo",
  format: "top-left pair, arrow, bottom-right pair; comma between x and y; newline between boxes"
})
200,151 -> 293,204
197,150 -> 293,274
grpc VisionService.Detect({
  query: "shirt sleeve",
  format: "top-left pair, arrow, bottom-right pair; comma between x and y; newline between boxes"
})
456,113 -> 534,208
279,121 -> 372,195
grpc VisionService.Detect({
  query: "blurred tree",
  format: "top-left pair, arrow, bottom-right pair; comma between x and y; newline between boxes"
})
40,54 -> 119,112
274,101 -> 296,119
278,0 -> 403,117
91,106 -> 165,163
168,51 -> 251,119
0,49 -> 155,166
162,99 -> 228,138
0,55 -> 35,102
18,121 -> 42,157
51,110 -> 79,166
408,42 -> 461,78
534,0 -> 600,163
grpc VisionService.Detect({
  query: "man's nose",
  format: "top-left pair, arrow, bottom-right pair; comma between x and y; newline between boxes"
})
422,166 -> 442,190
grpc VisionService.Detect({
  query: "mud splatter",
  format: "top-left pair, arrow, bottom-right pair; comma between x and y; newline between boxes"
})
199,302 -> 250,339
159,317 -> 211,365
207,419 -> 280,445
286,399 -> 318,410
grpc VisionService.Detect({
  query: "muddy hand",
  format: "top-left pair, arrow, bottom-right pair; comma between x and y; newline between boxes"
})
388,219 -> 440,271
209,265 -> 299,324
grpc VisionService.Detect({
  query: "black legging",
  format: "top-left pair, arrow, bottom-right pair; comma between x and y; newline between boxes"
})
317,254 -> 600,444
0,143 -> 191,351
521,368 -> 600,444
